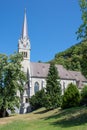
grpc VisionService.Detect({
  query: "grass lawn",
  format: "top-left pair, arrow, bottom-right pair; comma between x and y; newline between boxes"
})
0,106 -> 87,130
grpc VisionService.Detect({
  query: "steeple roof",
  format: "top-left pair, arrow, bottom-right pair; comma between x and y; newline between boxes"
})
22,9 -> 28,39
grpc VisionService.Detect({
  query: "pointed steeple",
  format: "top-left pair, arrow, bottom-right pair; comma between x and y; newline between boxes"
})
22,9 -> 28,39
18,9 -> 31,62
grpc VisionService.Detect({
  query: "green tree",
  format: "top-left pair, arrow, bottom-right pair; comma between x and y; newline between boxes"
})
62,83 -> 81,109
80,41 -> 87,77
0,53 -> 26,117
45,63 -> 62,110
76,0 -> 87,77
76,0 -> 87,40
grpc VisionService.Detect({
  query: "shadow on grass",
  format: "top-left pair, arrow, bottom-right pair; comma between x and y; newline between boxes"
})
34,109 -> 48,114
51,112 -> 87,128
44,107 -> 83,120
44,107 -> 87,128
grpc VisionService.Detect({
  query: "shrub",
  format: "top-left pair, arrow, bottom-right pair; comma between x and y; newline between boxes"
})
29,89 -> 46,110
62,83 -> 80,109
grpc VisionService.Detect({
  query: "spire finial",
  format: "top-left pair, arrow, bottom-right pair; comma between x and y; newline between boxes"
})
22,9 -> 28,39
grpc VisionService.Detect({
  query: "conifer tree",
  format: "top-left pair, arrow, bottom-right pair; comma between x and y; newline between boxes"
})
45,63 -> 61,110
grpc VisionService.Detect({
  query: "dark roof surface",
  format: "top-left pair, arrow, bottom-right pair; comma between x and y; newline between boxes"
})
30,62 -> 87,82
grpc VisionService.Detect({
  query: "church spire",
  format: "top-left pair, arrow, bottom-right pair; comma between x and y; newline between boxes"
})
22,9 -> 28,39
18,9 -> 31,61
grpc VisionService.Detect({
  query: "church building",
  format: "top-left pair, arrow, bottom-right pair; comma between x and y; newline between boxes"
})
18,11 -> 87,113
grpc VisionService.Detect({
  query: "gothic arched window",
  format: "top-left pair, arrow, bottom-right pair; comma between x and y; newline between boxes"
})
34,82 -> 39,94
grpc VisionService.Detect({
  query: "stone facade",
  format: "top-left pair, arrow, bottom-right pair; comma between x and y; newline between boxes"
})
17,11 -> 87,114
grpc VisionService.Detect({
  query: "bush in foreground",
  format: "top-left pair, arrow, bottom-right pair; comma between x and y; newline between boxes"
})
62,83 -> 81,109
29,89 -> 46,110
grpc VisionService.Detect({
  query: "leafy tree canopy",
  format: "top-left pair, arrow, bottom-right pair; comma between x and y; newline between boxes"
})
0,53 -> 26,117
76,0 -> 87,40
50,40 -> 87,77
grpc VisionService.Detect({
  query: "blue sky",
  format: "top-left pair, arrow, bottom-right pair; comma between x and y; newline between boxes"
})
0,0 -> 82,62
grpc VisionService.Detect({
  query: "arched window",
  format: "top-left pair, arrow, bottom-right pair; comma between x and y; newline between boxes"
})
34,82 -> 39,94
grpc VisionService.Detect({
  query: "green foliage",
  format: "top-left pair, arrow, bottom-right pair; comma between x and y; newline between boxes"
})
75,0 -> 87,77
50,40 -> 87,78
62,83 -> 81,109
45,63 -> 62,110
29,89 -> 46,110
80,42 -> 87,78
0,53 -> 26,117
52,42 -> 83,71
76,0 -> 87,40
80,85 -> 87,106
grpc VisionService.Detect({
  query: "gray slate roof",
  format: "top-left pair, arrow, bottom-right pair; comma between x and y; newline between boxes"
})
30,62 -> 87,82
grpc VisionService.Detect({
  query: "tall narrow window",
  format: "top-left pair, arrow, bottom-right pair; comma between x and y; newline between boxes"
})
34,82 -> 39,94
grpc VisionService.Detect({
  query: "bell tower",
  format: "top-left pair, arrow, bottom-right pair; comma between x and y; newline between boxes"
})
18,9 -> 31,62
18,9 -> 31,113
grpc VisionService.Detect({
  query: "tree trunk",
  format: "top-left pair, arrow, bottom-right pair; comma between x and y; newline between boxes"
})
0,108 -> 9,118
2,109 -> 6,117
